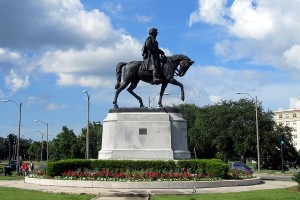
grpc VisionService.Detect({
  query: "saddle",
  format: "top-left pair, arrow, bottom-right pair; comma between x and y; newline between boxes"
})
138,63 -> 153,80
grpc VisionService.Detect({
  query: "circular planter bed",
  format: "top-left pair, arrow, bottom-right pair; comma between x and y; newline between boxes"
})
25,176 -> 261,189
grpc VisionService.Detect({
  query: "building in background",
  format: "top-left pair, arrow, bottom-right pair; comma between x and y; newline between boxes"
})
274,109 -> 300,151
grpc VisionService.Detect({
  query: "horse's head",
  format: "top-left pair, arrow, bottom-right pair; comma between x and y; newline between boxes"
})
177,56 -> 194,77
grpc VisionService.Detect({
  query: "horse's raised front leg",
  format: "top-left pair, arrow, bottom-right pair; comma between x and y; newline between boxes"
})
127,81 -> 144,107
169,78 -> 185,101
158,83 -> 168,107
113,81 -> 130,109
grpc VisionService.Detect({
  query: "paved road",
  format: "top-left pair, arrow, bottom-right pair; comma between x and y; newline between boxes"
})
259,174 -> 293,181
255,171 -> 299,181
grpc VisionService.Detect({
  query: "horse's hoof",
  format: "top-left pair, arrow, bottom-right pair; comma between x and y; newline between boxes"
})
140,104 -> 144,108
113,104 -> 119,109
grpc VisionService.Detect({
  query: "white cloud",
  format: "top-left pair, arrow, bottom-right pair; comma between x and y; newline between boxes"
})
289,97 -> 300,109
175,64 -> 268,107
283,44 -> 300,70
228,0 -> 274,40
46,103 -> 69,111
189,0 -> 227,26
0,48 -> 25,74
101,2 -> 123,14
4,70 -> 30,93
39,35 -> 141,74
209,95 -> 223,104
136,15 -> 153,23
27,96 -> 47,106
190,0 -> 300,77
0,49 -> 33,94
0,0 -> 121,50
0,1 -> 145,89
56,73 -> 114,88
0,48 -> 21,60
37,34 -> 142,87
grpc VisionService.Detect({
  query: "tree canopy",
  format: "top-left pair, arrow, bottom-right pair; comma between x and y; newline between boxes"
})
179,100 -> 299,169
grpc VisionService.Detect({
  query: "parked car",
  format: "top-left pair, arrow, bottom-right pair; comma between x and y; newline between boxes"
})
230,163 -> 254,174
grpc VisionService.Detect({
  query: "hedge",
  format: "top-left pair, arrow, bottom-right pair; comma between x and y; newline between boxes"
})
46,159 -> 92,177
46,159 -> 229,178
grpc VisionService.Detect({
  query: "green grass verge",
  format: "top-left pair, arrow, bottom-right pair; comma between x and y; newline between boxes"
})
151,187 -> 300,200
0,187 -> 95,200
0,175 -> 24,180
0,186 -> 299,200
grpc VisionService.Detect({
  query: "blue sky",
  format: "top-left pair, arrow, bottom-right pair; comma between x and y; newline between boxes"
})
1,0 -> 300,141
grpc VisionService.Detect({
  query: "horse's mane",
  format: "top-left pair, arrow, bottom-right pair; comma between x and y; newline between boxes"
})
169,54 -> 190,61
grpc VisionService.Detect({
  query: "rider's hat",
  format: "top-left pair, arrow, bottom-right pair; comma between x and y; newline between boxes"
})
149,28 -> 158,34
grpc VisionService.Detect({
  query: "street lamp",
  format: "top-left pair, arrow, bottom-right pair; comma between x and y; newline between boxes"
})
83,90 -> 90,159
34,119 -> 48,162
148,93 -> 169,108
2,99 -> 22,172
35,130 -> 45,162
235,92 -> 260,172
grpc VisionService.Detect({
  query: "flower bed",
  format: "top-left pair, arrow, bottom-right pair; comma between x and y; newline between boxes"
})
54,170 -> 219,182
28,159 -> 253,182
29,168 -> 253,181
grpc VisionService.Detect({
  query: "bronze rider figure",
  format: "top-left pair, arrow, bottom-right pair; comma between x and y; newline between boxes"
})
142,28 -> 165,84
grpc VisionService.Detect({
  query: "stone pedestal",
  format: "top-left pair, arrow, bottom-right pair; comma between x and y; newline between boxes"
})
98,107 -> 191,160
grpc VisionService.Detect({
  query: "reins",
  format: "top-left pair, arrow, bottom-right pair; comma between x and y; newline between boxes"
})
166,59 -> 181,77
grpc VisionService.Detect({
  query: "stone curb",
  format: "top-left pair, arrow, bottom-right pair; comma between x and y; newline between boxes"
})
25,177 -> 261,189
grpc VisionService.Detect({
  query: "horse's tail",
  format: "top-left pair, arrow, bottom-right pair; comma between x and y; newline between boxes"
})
115,62 -> 127,89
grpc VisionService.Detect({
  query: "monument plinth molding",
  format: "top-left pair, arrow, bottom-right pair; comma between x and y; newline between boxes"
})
98,107 -> 191,160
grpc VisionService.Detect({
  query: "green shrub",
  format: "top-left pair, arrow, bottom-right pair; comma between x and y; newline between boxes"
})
292,172 -> 300,189
46,159 -> 229,178
177,160 -> 199,173
91,160 -> 176,172
206,161 -> 229,178
196,159 -> 210,174
46,159 -> 92,177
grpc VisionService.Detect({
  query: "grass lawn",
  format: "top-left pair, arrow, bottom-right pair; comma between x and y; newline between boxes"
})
0,187 -> 95,200
0,184 -> 299,200
0,175 -> 24,180
151,187 -> 300,200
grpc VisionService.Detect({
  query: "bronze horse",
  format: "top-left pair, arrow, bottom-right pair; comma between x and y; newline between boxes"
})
113,54 -> 194,108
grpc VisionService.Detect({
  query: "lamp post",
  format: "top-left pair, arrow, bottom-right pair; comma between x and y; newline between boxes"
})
235,92 -> 260,172
2,99 -> 22,172
34,120 -> 48,162
83,90 -> 90,159
35,130 -> 45,162
148,93 -> 169,108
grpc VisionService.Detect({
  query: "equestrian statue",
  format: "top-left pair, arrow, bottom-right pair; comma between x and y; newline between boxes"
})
113,28 -> 194,108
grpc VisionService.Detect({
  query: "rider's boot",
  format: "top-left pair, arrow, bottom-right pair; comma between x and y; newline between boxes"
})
152,68 -> 162,84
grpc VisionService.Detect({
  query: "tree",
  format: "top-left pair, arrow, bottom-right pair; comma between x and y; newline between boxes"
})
78,121 -> 103,159
178,104 -> 199,130
179,104 -> 218,159
268,123 -> 299,170
49,126 -> 78,161
20,138 -> 33,161
28,141 -> 41,161
0,136 -> 8,160
179,100 -> 300,167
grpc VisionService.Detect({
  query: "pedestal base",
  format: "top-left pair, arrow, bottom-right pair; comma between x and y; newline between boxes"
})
98,107 -> 191,160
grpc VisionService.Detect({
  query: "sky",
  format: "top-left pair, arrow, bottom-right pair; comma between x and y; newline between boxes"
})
1,0 -> 300,142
